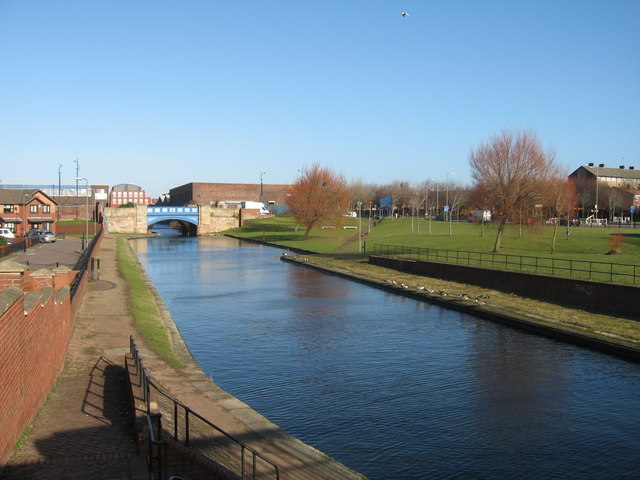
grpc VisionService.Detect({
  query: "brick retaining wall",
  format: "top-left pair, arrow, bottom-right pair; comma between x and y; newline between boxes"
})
0,225 -> 102,468
369,256 -> 640,318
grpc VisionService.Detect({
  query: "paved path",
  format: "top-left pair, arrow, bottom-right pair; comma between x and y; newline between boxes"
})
2,235 -> 147,479
2,234 -> 366,480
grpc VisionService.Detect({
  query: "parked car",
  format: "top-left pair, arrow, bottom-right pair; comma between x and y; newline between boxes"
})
40,231 -> 56,243
0,228 -> 16,239
26,229 -> 43,240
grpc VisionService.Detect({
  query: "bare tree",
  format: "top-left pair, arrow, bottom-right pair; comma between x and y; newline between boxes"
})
546,169 -> 577,253
469,130 -> 556,253
447,184 -> 468,235
288,164 -> 350,239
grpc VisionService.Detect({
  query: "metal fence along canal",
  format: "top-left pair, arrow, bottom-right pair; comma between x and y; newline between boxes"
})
373,243 -> 640,285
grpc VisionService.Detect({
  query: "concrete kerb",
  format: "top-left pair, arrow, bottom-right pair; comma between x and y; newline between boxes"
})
123,237 -> 368,480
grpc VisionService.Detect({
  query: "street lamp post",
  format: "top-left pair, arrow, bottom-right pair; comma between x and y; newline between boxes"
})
357,201 -> 362,254
594,166 -> 599,226
260,171 -> 266,200
23,191 -> 30,238
76,177 -> 88,250
447,172 -> 455,235
428,178 -> 436,235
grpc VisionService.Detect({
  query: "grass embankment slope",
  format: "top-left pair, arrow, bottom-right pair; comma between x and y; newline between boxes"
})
227,217 -> 640,350
116,236 -> 185,369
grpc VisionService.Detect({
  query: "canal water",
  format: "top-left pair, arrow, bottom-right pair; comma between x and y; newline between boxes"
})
131,232 -> 640,480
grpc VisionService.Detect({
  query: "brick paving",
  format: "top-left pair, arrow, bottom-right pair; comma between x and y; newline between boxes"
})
2,235 -> 147,479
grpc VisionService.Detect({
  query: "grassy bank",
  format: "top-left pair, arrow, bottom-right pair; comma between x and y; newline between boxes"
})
116,236 -> 185,369
227,217 -> 640,264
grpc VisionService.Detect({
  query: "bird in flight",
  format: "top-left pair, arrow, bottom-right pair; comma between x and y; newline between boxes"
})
401,12 -> 409,17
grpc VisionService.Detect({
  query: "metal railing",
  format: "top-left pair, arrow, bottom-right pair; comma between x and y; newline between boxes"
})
130,336 -> 281,480
0,237 -> 35,259
373,244 -> 640,285
70,227 -> 103,299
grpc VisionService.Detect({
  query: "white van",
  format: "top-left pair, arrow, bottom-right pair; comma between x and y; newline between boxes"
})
0,228 -> 16,239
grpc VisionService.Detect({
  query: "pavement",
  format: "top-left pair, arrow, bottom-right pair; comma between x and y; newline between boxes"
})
1,234 -> 367,480
1,235 -> 148,479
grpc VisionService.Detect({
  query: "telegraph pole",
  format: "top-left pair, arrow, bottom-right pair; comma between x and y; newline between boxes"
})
58,163 -> 63,220
74,158 -> 80,204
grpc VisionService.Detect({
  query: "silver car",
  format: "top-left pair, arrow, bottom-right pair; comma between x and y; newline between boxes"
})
39,231 -> 56,243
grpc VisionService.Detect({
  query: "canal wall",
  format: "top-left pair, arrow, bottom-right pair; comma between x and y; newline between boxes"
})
0,265 -> 81,465
369,256 -> 639,319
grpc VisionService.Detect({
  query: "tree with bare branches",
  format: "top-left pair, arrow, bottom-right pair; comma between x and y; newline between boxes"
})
469,130 -> 556,253
287,164 -> 350,240
546,169 -> 577,253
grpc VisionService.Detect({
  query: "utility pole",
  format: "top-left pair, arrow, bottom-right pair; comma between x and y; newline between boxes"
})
58,163 -> 63,199
74,158 -> 80,204
260,171 -> 266,200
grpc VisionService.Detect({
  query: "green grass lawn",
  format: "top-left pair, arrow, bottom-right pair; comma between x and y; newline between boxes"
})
227,216 -> 640,265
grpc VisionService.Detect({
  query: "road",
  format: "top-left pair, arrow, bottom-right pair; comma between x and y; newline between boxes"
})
2,236 -> 84,269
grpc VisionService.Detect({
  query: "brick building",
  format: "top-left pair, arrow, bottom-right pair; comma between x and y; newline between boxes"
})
0,189 -> 58,236
569,163 -> 640,219
1,183 -> 109,222
167,182 -> 291,210
109,183 -> 153,207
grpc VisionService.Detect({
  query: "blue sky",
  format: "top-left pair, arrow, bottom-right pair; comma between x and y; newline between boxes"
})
1,1 -> 638,197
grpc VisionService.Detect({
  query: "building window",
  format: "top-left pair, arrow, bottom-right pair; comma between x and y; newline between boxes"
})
43,205 -> 51,213
3,205 -> 14,213
30,205 -> 38,213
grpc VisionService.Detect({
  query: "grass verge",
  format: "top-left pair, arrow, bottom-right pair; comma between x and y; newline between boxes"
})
116,236 -> 185,369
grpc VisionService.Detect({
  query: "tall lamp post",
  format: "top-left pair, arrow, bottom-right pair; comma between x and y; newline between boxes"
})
76,177 -> 89,249
594,165 -> 599,225
428,178 -> 436,235
23,191 -> 30,237
357,201 -> 362,254
447,172 -> 455,235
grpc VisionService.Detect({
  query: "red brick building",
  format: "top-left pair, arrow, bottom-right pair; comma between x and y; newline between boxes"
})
0,189 -> 58,236
109,183 -> 153,207
167,182 -> 291,209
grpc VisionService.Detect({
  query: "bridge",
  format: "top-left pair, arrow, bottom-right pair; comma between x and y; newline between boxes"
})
146,206 -> 199,227
104,204 -> 251,235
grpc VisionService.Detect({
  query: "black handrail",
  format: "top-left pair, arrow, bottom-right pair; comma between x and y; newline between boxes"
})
130,336 -> 281,480
70,227 -> 103,299
373,244 -> 640,285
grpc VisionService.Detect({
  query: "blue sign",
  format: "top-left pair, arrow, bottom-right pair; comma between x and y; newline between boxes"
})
444,205 -> 450,212
631,206 -> 636,213
379,195 -> 392,208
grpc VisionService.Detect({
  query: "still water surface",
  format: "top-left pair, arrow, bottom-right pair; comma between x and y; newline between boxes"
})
131,232 -> 640,480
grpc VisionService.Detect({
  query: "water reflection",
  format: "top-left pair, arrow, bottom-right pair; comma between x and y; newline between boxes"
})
132,235 -> 640,480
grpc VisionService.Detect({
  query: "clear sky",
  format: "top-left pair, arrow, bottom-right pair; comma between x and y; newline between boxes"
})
1,1 -> 638,198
